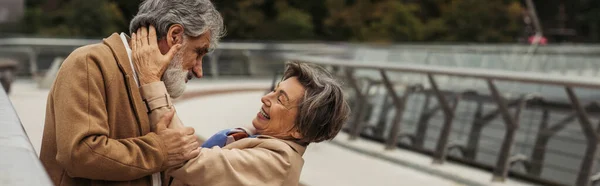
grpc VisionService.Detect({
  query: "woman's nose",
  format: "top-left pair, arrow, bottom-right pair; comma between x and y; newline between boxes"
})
261,95 -> 270,106
261,92 -> 275,106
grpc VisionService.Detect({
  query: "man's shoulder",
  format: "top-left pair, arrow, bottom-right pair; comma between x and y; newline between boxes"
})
57,40 -> 120,82
70,33 -> 121,58
69,43 -> 113,60
61,40 -> 118,70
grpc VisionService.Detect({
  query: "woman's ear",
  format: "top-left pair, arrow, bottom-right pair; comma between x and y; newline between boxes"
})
166,24 -> 184,47
291,130 -> 303,140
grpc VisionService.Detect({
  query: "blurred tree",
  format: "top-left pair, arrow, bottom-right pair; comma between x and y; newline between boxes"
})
259,1 -> 315,40
285,0 -> 329,40
21,0 -> 126,38
15,0 -> 598,43
428,0 -> 524,42
215,0 -> 267,40
323,0 -> 424,42
576,0 -> 600,42
110,0 -> 142,32
215,0 -> 314,40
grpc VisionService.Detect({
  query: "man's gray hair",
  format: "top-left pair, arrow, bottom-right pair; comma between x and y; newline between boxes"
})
282,61 -> 350,143
130,0 -> 225,51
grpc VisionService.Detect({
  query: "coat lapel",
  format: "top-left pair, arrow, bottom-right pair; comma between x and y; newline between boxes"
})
103,33 -> 151,136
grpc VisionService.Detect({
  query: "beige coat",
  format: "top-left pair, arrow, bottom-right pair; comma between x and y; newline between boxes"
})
40,33 -> 168,186
169,136 -> 306,186
141,82 -> 307,186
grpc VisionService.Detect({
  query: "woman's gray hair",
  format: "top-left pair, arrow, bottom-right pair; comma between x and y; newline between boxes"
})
283,61 -> 350,143
129,0 -> 225,51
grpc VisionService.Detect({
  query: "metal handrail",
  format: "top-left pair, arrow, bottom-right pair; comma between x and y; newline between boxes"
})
286,54 -> 600,186
0,37 -> 346,52
286,54 -> 600,89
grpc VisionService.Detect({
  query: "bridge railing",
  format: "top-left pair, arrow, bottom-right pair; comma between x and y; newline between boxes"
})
285,54 -> 600,186
3,37 -> 600,185
0,83 -> 52,185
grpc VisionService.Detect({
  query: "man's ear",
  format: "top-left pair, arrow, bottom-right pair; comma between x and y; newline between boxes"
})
166,24 -> 184,47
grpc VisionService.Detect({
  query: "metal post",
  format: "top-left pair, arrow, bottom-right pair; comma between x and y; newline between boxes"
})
29,48 -> 38,80
566,87 -> 599,186
414,94 -> 438,149
529,110 -> 576,176
429,74 -> 460,164
375,95 -> 394,138
488,80 -> 522,182
267,69 -> 279,94
346,68 -> 367,140
380,70 -> 413,150
530,109 -> 550,176
209,50 -> 221,78
465,99 -> 483,160
465,99 -> 523,161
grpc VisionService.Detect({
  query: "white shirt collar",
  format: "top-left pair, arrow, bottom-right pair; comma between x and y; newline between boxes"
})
119,32 -> 140,86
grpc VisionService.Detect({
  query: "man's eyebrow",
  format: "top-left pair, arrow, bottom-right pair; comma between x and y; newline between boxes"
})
279,89 -> 290,102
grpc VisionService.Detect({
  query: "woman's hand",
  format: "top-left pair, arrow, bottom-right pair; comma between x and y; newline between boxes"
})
131,25 -> 182,85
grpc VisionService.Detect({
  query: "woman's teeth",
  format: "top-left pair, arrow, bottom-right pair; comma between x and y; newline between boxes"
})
260,108 -> 270,119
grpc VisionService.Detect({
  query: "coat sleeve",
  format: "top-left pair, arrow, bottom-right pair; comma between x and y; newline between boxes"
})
139,81 -> 188,186
53,53 -> 168,181
169,142 -> 293,186
139,81 -> 185,131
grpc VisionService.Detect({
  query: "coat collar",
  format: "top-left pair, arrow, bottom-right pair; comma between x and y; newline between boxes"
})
256,135 -> 306,156
102,33 -> 151,135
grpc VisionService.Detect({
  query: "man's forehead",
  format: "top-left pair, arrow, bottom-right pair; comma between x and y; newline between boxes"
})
189,34 -> 210,47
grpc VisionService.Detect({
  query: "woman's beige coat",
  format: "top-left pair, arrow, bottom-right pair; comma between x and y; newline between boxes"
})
168,135 -> 305,186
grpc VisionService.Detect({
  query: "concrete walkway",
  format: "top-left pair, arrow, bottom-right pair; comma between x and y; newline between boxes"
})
8,78 -> 534,186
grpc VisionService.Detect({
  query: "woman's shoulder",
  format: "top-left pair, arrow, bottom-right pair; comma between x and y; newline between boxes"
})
246,136 -> 306,156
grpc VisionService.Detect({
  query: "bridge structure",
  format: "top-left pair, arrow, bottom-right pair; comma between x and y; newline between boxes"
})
2,38 -> 600,185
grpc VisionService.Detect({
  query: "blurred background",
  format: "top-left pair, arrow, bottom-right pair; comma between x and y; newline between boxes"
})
2,1 -> 600,186
1,0 -> 599,43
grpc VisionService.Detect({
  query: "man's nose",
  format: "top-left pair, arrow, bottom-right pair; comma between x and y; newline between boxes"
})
192,60 -> 203,78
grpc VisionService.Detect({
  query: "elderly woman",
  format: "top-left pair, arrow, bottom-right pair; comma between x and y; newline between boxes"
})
172,62 -> 350,186
131,27 -> 350,186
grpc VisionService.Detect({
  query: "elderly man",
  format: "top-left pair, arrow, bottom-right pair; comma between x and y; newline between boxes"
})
39,0 -> 225,186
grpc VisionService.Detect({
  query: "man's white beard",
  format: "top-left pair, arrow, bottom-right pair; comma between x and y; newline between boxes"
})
162,51 -> 188,98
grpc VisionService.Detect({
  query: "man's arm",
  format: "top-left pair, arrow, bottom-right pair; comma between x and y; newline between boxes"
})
140,82 -> 185,130
132,25 -> 186,131
53,54 -> 167,181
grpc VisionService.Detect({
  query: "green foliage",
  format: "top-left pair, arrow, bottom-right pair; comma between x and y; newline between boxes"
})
21,0 -> 126,38
216,0 -> 267,40
323,0 -> 424,42
271,2 -> 314,40
27,0 -> 600,43
432,0 -> 524,42
214,0 -> 315,40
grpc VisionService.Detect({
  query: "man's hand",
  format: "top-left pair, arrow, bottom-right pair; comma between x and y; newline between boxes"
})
131,25 -> 182,85
155,110 -> 200,168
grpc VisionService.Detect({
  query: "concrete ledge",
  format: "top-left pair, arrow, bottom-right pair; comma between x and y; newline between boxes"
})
330,133 -> 533,186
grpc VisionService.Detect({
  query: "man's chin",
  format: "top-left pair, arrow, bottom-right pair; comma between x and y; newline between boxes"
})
164,82 -> 186,98
162,71 -> 188,98
169,88 -> 185,99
